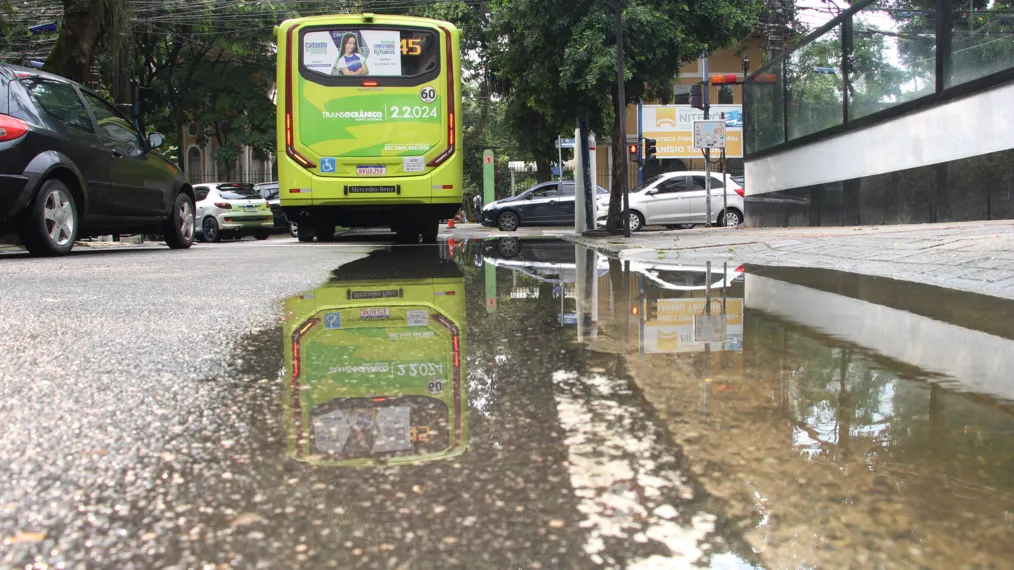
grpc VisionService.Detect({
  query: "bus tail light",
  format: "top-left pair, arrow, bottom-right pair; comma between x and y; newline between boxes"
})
427,26 -> 456,168
452,334 -> 460,368
285,25 -> 316,170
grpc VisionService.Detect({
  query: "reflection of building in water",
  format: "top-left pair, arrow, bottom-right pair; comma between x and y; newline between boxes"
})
282,246 -> 467,467
586,259 -> 1014,569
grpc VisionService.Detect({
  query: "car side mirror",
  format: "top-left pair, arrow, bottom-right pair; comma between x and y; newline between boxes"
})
147,132 -> 165,150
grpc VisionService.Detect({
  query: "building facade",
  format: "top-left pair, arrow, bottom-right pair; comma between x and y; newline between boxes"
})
584,35 -> 767,191
743,0 -> 1014,227
180,122 -> 275,185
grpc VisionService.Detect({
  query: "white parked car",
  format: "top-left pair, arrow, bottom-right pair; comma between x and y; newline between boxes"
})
193,183 -> 274,242
597,171 -> 745,231
628,261 -> 745,291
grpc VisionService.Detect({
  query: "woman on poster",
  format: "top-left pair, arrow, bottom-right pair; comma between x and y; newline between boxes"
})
335,33 -> 369,76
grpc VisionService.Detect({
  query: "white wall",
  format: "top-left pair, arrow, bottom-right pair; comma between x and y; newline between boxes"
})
745,81 -> 1014,195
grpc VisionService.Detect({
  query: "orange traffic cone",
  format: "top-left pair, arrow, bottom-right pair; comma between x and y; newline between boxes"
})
447,218 -> 455,229
447,238 -> 456,256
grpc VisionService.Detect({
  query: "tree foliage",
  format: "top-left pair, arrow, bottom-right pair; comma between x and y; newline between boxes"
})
14,0 -> 770,210
488,0 -> 762,232
127,2 -> 282,172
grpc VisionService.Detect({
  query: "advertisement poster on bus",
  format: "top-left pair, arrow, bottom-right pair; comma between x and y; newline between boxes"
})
640,105 -> 743,160
642,298 -> 744,353
302,30 -> 403,76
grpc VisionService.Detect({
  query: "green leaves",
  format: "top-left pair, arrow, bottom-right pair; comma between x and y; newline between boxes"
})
488,0 -> 762,225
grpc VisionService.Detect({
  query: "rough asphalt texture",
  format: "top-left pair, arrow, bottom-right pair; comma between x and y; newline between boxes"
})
0,237 -> 756,569
0,240 -> 365,567
567,220 -> 1014,300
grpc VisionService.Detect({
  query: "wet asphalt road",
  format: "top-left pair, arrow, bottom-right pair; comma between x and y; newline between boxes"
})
0,237 -> 753,569
8,234 -> 1014,569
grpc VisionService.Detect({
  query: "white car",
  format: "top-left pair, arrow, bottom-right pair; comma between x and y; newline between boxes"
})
628,261 -> 745,291
597,171 -> 745,231
193,183 -> 274,242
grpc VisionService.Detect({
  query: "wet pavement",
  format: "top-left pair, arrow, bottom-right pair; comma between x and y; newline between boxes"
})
2,237 -> 1013,568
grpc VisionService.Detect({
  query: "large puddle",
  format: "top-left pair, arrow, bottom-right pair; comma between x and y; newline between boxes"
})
274,236 -> 1014,569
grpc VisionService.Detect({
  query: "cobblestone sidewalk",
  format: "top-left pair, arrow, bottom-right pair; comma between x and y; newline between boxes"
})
569,220 -> 1014,300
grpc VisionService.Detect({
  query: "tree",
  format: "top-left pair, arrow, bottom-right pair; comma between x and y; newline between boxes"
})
43,0 -> 130,86
489,0 -> 762,234
126,1 -> 284,171
397,1 -> 524,196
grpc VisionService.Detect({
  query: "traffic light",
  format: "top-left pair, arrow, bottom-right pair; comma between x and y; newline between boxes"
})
642,138 -> 657,161
690,83 -> 704,110
709,74 -> 739,85
628,143 -> 640,164
645,299 -> 658,321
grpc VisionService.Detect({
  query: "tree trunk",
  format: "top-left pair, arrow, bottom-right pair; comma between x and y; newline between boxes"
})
44,0 -> 104,83
536,159 -> 551,183
606,96 -> 627,235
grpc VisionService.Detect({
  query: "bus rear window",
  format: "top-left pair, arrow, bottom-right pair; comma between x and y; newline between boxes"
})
301,27 -> 439,79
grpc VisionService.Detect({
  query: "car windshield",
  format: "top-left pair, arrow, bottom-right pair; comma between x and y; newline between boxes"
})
217,185 -> 260,200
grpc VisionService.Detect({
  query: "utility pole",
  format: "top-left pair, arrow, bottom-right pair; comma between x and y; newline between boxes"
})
722,148 -> 727,227
637,99 -> 643,185
557,136 -> 564,181
703,55 -> 712,227
615,0 -> 630,238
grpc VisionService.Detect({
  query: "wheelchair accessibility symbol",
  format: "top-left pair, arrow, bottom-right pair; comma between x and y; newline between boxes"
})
320,157 -> 336,173
324,312 -> 341,329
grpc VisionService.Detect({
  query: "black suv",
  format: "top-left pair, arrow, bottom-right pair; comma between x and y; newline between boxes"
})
0,64 -> 195,256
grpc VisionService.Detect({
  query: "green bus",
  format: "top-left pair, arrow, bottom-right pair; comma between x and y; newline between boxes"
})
275,13 -> 463,244
283,248 -> 467,466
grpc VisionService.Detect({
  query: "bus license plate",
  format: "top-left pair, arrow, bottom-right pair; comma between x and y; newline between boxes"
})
357,165 -> 386,175
347,186 -> 397,194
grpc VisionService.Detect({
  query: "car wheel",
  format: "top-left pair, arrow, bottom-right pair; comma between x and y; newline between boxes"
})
497,211 -> 519,232
202,217 -> 221,242
665,223 -> 695,230
296,222 -> 314,242
721,209 -> 743,227
163,193 -> 196,249
254,229 -> 271,241
497,237 -> 521,258
22,179 -> 78,256
420,221 -> 439,244
394,225 -> 419,245
625,210 -> 644,232
288,221 -> 299,238
315,221 -> 335,242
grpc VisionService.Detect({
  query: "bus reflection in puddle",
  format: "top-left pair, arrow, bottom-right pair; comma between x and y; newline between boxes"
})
283,246 -> 467,466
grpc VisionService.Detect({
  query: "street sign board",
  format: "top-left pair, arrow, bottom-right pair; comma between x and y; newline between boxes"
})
693,314 -> 728,343
693,120 -> 727,149
640,105 -> 742,159
642,298 -> 744,353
